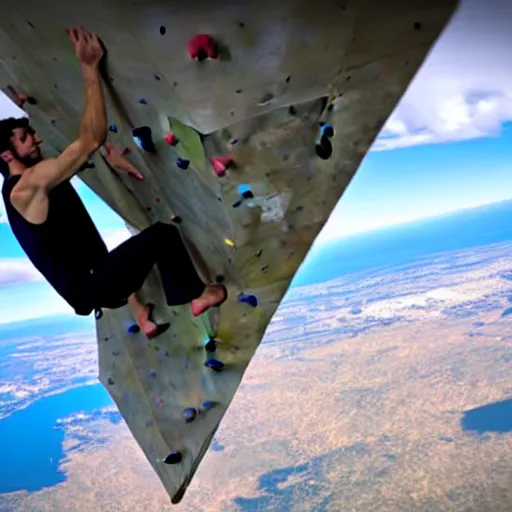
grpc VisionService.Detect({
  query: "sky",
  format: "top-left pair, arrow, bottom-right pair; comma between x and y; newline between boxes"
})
1,0 -> 512,323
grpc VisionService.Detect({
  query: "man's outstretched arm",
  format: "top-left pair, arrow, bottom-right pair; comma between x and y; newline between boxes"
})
27,27 -> 107,190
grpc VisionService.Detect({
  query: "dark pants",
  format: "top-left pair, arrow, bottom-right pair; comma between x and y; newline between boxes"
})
88,222 -> 206,311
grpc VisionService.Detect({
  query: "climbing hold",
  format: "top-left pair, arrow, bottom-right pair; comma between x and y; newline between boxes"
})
160,26 -> 166,35
128,323 -> 141,334
215,274 -> 225,283
233,183 -> 255,205
112,350 -> 120,357
176,158 -> 190,170
230,138 -> 238,145
224,238 -> 236,248
321,124 -> 334,138
316,137 -> 332,160
257,92 -> 274,107
183,407 -> 199,423
261,265 -> 269,272
202,400 -> 217,411
238,294 -> 258,308
171,215 -> 182,224
163,452 -> 182,465
211,155 -> 234,177
165,132 -> 179,146
145,419 -> 153,427
107,377 -> 114,385
94,309 -> 103,320
148,369 -> 157,378
254,249 -> 263,258
187,34 -> 220,61
109,123 -> 118,133
155,196 -> 161,203
104,336 -> 109,341
204,359 -> 224,372
138,98 -> 147,105
132,126 -> 156,153
205,338 -> 217,352
145,206 -> 152,212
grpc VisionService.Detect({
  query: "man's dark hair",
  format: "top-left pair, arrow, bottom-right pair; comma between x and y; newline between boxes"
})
0,117 -> 30,179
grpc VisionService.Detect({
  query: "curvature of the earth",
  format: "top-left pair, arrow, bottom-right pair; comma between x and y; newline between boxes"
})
2,239 -> 512,511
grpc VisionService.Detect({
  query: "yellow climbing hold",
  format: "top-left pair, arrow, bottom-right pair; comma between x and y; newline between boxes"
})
224,238 -> 236,247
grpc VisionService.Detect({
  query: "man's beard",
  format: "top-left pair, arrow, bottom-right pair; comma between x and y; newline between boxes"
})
13,147 -> 42,167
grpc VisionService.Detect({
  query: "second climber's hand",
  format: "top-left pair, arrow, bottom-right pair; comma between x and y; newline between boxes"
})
66,26 -> 104,68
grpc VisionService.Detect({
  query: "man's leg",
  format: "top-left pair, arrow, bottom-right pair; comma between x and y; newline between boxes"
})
90,222 -> 226,321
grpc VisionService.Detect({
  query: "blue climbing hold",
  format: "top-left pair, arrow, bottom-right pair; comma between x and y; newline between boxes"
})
183,407 -> 199,423
148,369 -> 157,378
109,123 -> 118,133
202,400 -> 217,410
237,184 -> 251,195
238,294 -> 258,308
204,358 -> 224,372
138,98 -> 147,105
94,309 -> 103,320
321,124 -> 334,138
132,126 -> 156,153
176,158 -> 190,170
128,323 -> 140,334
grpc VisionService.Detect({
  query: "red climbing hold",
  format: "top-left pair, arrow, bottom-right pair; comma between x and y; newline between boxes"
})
187,34 -> 220,61
211,155 -> 234,177
165,132 -> 179,146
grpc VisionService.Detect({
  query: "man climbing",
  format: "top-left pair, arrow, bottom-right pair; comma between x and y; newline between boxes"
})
0,26 -> 227,338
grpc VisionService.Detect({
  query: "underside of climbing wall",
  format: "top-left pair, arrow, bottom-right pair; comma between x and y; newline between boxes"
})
0,0 -> 458,504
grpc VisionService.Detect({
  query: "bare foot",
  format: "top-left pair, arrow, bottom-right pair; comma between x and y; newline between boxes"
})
136,304 -> 160,338
191,284 -> 227,317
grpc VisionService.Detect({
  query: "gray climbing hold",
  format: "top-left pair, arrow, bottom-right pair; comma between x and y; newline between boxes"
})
107,377 -> 114,385
145,419 -> 153,427
112,350 -> 120,357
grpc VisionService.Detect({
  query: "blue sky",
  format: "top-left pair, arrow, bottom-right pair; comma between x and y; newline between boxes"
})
1,0 -> 512,323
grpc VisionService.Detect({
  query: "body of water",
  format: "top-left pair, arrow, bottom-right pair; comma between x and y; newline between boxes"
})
0,383 -> 112,494
294,199 -> 512,287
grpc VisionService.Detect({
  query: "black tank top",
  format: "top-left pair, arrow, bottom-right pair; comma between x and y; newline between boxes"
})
2,175 -> 109,315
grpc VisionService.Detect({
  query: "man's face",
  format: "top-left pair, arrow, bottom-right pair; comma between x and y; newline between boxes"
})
8,125 -> 43,167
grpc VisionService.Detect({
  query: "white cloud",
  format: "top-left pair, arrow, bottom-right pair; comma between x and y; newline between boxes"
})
374,0 -> 512,150
0,227 -> 131,287
0,258 -> 44,285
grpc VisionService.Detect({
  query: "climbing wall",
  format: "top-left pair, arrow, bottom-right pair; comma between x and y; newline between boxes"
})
0,0 -> 458,504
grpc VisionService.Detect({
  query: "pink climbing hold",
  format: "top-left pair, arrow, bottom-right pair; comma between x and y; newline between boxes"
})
187,34 -> 220,61
211,155 -> 234,177
165,132 -> 179,146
